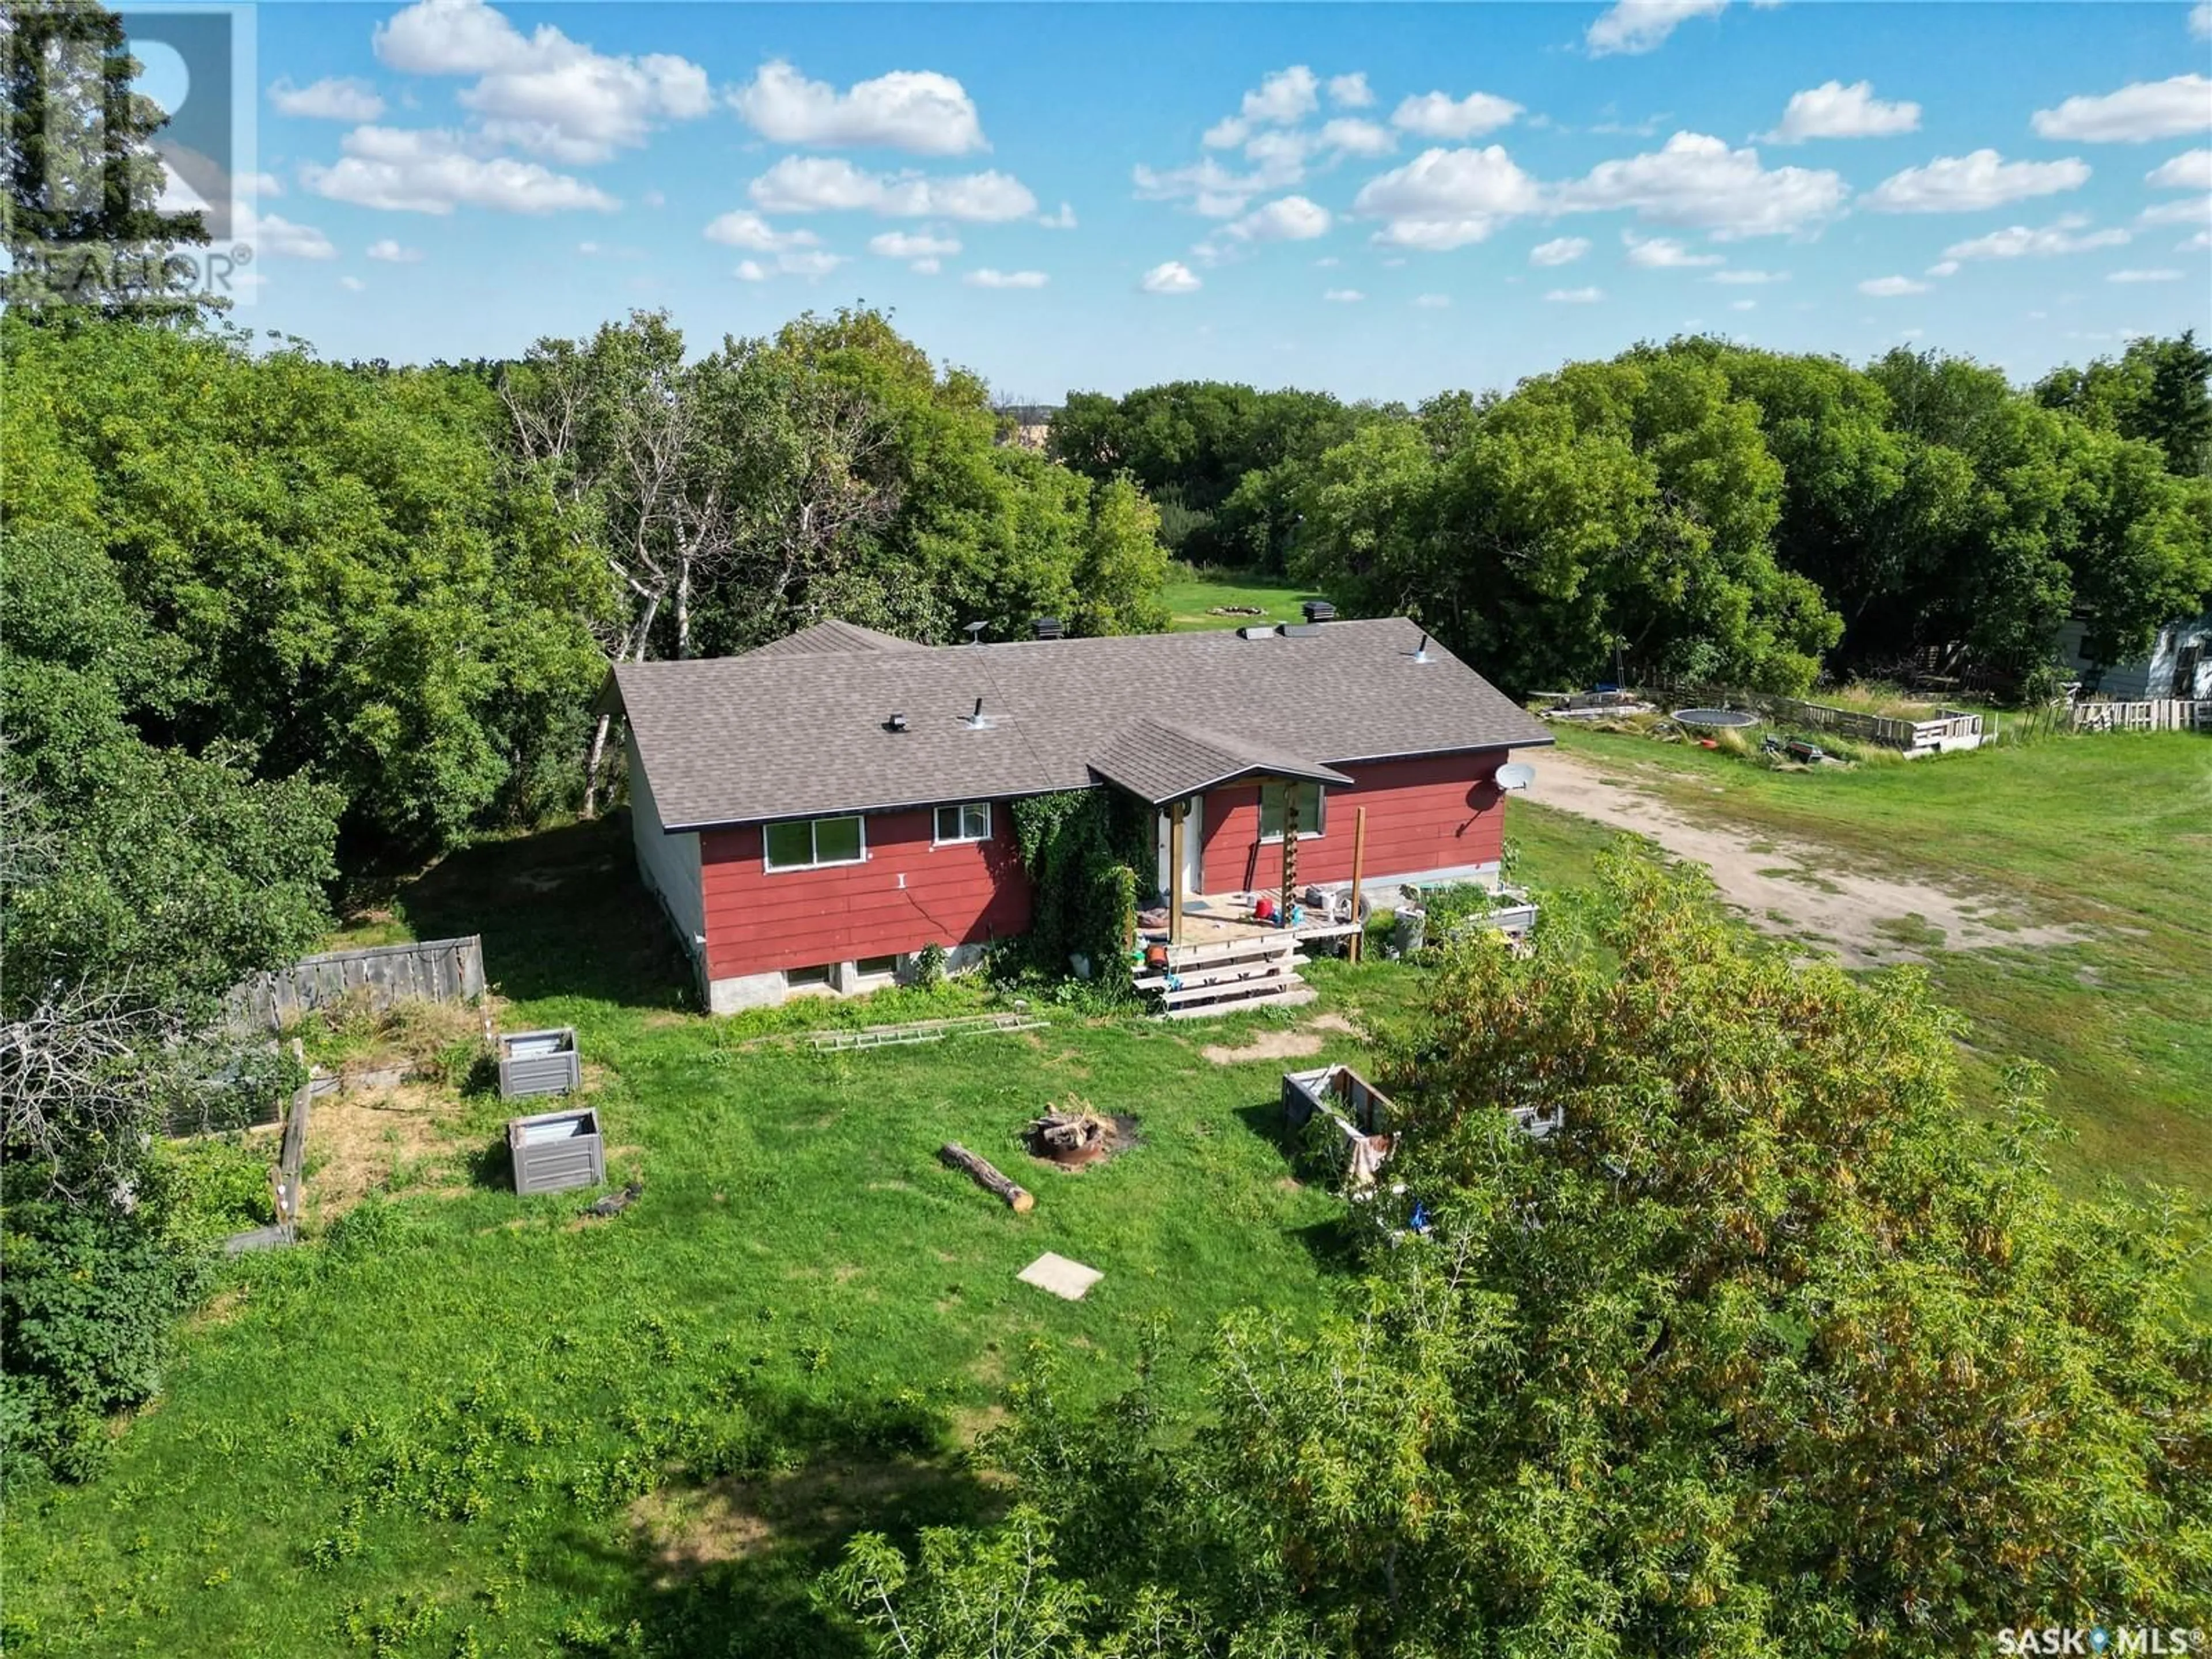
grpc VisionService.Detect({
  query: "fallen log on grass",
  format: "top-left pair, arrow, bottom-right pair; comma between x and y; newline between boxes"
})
940,1142 -> 1035,1213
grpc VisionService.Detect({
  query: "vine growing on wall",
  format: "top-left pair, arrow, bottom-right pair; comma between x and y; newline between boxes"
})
1007,790 -> 1144,993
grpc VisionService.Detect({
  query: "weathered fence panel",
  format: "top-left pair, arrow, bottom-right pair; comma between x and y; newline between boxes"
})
2068,698 -> 2212,734
224,935 -> 486,1033
1639,680 -> 1984,755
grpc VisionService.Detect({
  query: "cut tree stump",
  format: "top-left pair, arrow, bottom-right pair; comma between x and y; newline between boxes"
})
940,1142 -> 1035,1212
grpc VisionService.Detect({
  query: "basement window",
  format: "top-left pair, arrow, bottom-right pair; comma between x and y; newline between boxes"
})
856,955 -> 899,979
764,815 -> 866,872
785,964 -> 834,988
933,801 -> 991,844
1259,781 -> 1325,842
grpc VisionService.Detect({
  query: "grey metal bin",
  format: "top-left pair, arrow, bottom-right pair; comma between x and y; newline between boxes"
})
507,1105 -> 604,1196
498,1027 -> 580,1099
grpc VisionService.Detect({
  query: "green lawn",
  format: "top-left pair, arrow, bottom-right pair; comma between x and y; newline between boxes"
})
1537,725 -> 2212,1204
1160,566 -> 1321,632
2,821 -> 1404,1658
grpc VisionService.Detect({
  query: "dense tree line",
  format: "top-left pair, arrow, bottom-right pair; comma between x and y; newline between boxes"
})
830,854 -> 2212,1656
1055,338 -> 2212,695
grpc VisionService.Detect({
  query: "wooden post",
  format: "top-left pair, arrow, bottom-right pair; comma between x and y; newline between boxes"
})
1347,806 -> 1368,964
1280,780 -> 1298,922
1168,801 -> 1187,945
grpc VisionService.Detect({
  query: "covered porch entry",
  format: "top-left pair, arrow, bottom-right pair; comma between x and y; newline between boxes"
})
1091,717 -> 1359,1015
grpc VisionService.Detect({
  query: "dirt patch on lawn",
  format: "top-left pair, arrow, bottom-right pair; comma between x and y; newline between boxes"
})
629,1456 -> 957,1584
305,1084 -> 463,1215
1524,749 -> 2089,968
1202,1029 -> 1325,1065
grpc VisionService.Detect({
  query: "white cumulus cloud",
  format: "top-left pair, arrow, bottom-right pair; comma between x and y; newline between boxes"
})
964,268 -> 1048,288
1625,232 -> 1724,267
703,209 -> 821,251
373,0 -> 709,162
1323,287 -> 1364,301
730,60 -> 986,154
1318,118 -> 1396,158
1414,293 -> 1452,308
303,126 -> 619,214
1141,260 -> 1202,293
2107,267 -> 2183,281
1762,81 -> 1920,142
2140,192 -> 2212,225
238,205 -> 336,258
1858,274 -> 1930,296
269,77 -> 386,121
1551,131 -> 1846,236
2147,149 -> 2212,190
733,249 -> 847,281
340,274 -> 366,291
1586,0 -> 1729,58
1941,216 -> 2130,260
1546,286 -> 1604,302
1227,194 -> 1332,241
1529,236 -> 1590,265
868,229 -> 960,258
748,156 -> 1038,221
2032,75 -> 2212,142
1204,66 -> 1322,148
365,237 -> 423,262
1328,73 -> 1375,109
1391,89 -> 1524,140
1352,144 -> 1543,249
1037,202 -> 1077,229
1863,150 -> 2089,213
1709,267 -> 1786,283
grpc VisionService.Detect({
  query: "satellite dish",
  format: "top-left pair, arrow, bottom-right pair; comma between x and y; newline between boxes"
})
1495,763 -> 1536,791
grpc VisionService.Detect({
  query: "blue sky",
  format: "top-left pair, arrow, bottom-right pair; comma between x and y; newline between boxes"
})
188,1 -> 2212,400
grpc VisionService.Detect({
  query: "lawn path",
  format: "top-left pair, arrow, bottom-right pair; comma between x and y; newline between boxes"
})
1524,748 -> 2086,968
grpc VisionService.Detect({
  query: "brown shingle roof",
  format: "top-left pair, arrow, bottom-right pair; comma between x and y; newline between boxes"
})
1090,717 -> 1353,805
612,618 -> 1551,831
741,618 -> 927,659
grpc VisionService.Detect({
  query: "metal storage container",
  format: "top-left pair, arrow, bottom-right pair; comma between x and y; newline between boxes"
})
507,1105 -> 604,1196
497,1027 -> 580,1099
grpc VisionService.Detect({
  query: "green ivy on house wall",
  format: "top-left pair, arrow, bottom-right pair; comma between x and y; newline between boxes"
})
1008,789 -> 1146,993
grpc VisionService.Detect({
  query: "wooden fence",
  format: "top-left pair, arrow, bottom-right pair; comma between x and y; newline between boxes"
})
1641,681 -> 1985,755
223,935 -> 486,1033
2067,698 -> 2212,734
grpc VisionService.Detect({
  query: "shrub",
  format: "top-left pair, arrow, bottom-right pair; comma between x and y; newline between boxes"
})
1,1200 -> 210,1484
912,942 -> 949,991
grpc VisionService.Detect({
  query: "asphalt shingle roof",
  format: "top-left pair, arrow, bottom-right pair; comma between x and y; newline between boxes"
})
612,618 -> 1552,831
1090,717 -> 1353,805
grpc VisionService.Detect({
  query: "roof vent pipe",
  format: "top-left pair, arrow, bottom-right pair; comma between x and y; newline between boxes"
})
1414,632 -> 1432,664
967,697 -> 990,729
885,711 -> 908,733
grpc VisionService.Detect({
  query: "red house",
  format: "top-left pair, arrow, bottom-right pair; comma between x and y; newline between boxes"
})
609,615 -> 1551,1013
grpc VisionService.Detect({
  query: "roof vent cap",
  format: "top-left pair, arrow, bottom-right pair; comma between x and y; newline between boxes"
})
1031,615 -> 1062,641
1413,631 -> 1432,665
1237,624 -> 1281,641
965,696 -> 992,730
885,711 -> 908,733
1302,599 -> 1336,624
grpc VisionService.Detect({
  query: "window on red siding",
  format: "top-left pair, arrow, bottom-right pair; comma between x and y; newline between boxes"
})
1259,782 -> 1325,841
933,802 -> 991,844
765,815 -> 866,871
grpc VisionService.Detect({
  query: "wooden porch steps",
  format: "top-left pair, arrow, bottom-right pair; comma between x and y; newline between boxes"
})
1141,929 -> 1312,1018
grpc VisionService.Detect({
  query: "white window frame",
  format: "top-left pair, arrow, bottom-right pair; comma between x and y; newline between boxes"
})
763,815 -> 867,873
933,801 -> 992,846
1258,781 -> 1326,843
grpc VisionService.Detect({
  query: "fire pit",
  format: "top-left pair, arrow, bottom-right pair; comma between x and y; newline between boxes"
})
1026,1100 -> 1138,1168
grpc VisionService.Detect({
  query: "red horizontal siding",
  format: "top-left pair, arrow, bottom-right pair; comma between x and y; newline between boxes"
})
699,809 -> 1031,980
1198,752 -> 1510,895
